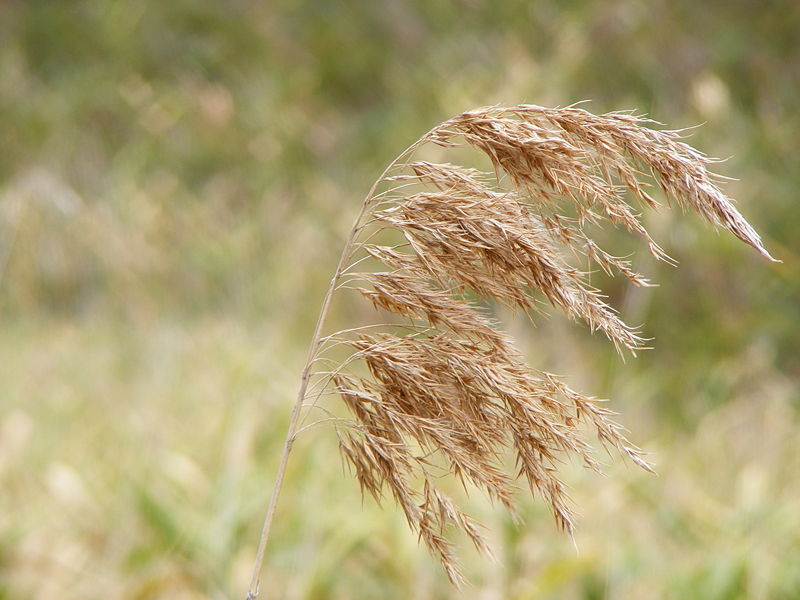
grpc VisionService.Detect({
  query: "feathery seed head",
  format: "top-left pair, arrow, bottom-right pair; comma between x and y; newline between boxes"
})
314,104 -> 774,584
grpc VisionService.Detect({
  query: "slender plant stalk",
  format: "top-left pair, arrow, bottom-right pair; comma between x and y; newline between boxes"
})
245,136 -> 431,599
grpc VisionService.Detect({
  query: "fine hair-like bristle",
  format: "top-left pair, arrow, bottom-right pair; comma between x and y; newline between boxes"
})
246,104 -> 774,595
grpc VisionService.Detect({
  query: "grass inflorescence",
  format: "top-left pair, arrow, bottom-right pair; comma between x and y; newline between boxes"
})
248,104 -> 774,594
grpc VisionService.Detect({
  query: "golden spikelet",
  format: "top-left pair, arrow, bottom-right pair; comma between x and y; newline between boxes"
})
246,104 -> 775,596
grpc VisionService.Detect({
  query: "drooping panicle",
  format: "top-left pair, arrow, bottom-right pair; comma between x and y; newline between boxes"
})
312,104 -> 773,584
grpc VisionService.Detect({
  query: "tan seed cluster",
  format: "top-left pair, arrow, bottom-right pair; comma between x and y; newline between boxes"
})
317,104 -> 774,584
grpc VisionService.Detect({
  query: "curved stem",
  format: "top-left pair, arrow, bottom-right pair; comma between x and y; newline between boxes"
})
244,131 -> 434,599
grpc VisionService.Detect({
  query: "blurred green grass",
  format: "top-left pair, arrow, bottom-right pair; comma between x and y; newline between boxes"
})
1,1 -> 798,598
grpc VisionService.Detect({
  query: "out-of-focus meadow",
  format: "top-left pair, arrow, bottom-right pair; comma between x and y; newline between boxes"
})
1,2 -> 798,598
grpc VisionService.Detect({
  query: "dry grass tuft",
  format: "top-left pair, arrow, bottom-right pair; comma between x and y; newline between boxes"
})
248,104 -> 774,595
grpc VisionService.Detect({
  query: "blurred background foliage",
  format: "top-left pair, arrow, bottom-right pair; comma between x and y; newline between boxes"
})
0,1 -> 798,598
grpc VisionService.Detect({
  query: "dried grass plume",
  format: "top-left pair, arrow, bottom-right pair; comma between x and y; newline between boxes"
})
246,104 -> 774,597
